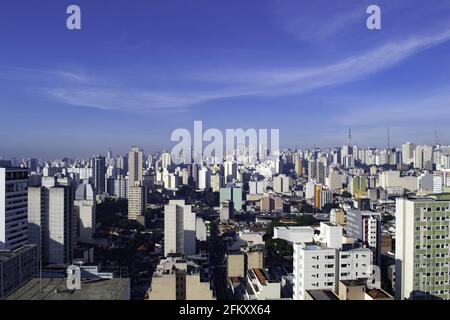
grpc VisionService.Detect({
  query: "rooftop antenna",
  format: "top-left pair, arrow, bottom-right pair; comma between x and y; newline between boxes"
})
387,128 -> 391,150
434,128 -> 439,146
348,129 -> 352,146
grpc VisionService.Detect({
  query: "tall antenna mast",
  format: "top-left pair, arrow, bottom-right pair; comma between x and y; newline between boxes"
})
434,128 -> 439,146
348,128 -> 352,146
387,128 -> 391,150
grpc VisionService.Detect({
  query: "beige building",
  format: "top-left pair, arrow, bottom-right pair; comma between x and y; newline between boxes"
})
260,195 -> 283,213
338,280 -> 393,300
330,208 -> 345,225
128,146 -> 144,220
128,185 -> 145,220
146,257 -> 215,300
226,252 -> 245,278
246,249 -> 264,270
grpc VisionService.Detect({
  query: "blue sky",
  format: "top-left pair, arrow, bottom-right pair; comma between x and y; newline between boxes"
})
1,0 -> 450,159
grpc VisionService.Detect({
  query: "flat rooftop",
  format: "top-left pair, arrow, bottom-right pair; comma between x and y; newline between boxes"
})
6,278 -> 130,300
0,245 -> 36,264
307,290 -> 339,300
366,289 -> 393,300
340,279 -> 367,287
301,242 -> 331,250
408,194 -> 450,202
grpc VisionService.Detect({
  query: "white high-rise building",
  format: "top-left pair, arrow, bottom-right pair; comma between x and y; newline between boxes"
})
0,166 -> 28,251
327,170 -> 343,192
161,152 -> 172,170
198,167 -> 211,191
224,160 -> 237,183
48,186 -> 74,264
113,176 -> 128,199
74,183 -> 96,243
285,222 -> 372,300
395,195 -> 450,300
402,142 -> 416,165
414,145 -> 433,171
433,170 -> 450,193
273,174 -> 291,195
293,243 -> 337,300
164,200 -> 196,257
28,175 -> 75,265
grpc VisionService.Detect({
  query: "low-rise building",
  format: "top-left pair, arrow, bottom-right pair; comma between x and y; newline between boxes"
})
244,268 -> 281,300
146,256 -> 215,300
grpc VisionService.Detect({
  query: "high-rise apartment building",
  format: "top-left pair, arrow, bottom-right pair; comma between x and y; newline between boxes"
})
128,147 -> 143,185
402,142 -> 416,165
346,209 -> 381,264
219,186 -> 243,212
128,185 -> 145,220
164,200 -> 196,257
0,164 -> 28,251
128,147 -> 144,220
414,145 -> 433,171
92,155 -> 106,194
280,222 -> 372,300
160,152 -> 172,171
273,174 -> 292,195
28,179 -> 74,265
395,195 -> 450,300
74,183 -> 96,243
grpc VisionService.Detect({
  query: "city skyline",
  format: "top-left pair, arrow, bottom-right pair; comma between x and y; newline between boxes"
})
2,1 -> 450,157
0,135 -> 445,162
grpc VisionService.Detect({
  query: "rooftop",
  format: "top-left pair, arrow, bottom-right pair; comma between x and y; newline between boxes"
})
251,268 -> 268,286
340,279 -> 367,287
0,245 -> 36,264
6,278 -> 130,300
306,290 -> 340,300
366,288 -> 393,300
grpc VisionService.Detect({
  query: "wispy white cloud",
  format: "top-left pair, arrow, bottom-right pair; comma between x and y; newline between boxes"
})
18,28 -> 450,113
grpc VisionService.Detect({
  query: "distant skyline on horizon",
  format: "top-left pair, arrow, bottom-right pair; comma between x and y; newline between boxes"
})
2,1 -> 450,159
0,135 -> 445,161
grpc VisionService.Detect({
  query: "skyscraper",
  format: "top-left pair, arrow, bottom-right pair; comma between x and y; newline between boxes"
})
0,164 -> 28,251
48,186 -> 74,264
74,183 -> 96,243
128,147 -> 143,186
164,200 -> 196,257
219,186 -> 243,212
128,147 -> 144,220
160,152 -> 172,171
402,142 -> 416,165
395,195 -> 450,300
128,185 -> 145,220
414,145 -> 433,171
92,155 -> 106,194
28,179 -> 74,265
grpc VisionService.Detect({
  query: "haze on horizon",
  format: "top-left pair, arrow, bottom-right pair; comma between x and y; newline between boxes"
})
1,0 -> 450,159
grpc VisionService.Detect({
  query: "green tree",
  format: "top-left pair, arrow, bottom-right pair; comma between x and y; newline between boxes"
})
342,191 -> 352,198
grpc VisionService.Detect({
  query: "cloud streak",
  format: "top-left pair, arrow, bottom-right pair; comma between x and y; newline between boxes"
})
23,28 -> 450,113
